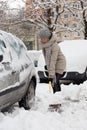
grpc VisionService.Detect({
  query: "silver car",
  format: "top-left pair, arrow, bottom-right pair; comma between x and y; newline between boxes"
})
0,30 -> 37,111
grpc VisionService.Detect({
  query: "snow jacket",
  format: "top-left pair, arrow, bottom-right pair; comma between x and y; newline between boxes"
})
40,37 -> 66,79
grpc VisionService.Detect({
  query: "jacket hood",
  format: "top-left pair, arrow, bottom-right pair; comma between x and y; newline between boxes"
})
39,36 -> 56,49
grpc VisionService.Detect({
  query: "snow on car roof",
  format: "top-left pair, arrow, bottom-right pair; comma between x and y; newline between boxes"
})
0,30 -> 27,50
0,30 -> 30,71
59,40 -> 87,73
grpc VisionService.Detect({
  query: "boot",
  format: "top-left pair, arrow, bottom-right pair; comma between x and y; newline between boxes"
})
53,86 -> 61,93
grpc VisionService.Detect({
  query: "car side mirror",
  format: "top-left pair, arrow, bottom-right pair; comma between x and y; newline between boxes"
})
0,55 -> 3,62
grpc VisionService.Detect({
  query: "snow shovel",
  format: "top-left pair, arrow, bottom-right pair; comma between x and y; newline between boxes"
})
48,81 -> 62,112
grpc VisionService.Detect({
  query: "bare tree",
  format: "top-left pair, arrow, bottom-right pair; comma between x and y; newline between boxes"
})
0,1 -> 9,30
26,0 -> 66,32
0,0 -> 87,40
80,0 -> 87,39
25,0 -> 87,39
0,1 -> 29,37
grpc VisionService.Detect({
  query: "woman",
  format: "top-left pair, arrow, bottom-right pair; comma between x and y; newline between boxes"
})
39,28 -> 66,93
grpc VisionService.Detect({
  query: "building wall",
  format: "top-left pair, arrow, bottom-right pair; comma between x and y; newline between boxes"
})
56,0 -> 84,41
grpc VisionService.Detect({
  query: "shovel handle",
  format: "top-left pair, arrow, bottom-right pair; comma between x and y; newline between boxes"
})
49,81 -> 53,93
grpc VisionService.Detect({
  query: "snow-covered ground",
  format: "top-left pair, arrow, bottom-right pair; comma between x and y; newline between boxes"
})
0,40 -> 87,130
0,81 -> 87,130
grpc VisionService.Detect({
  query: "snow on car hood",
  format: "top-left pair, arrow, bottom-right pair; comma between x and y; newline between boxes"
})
59,40 -> 87,73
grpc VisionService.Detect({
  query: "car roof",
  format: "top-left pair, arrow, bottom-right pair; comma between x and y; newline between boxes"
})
0,30 -> 27,50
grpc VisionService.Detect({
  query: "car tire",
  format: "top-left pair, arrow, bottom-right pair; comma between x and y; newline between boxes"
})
19,80 -> 36,110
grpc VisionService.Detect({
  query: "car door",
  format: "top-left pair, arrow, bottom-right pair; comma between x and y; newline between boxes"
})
0,37 -> 11,91
7,35 -> 32,102
16,38 -> 32,90
0,35 -> 19,109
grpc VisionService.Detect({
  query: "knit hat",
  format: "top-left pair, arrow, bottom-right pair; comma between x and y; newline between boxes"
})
39,28 -> 52,39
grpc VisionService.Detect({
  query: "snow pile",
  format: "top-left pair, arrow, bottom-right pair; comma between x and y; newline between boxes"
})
0,81 -> 87,130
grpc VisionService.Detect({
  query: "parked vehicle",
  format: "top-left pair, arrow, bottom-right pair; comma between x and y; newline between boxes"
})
38,40 -> 87,85
0,30 -> 37,111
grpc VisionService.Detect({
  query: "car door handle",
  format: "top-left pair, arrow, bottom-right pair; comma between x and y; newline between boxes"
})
12,71 -> 16,74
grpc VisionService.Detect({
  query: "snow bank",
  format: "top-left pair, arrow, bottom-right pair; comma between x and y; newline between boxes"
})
0,81 -> 87,130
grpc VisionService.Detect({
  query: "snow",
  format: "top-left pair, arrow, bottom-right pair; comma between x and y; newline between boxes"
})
0,81 -> 87,130
27,50 -> 42,64
0,40 -> 87,130
7,0 -> 25,9
59,40 -> 87,73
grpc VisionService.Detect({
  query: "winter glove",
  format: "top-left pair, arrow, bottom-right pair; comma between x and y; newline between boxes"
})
48,78 -> 53,83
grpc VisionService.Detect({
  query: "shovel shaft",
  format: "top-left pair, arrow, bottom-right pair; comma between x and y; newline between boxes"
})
49,81 -> 53,93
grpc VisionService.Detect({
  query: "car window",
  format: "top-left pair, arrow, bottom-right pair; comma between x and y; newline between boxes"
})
0,40 -> 6,53
18,41 -> 28,59
18,40 -> 32,65
10,41 -> 21,58
9,35 -> 26,59
7,35 -> 31,70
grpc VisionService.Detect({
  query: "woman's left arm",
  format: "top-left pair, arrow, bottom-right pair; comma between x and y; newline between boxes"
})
49,43 -> 59,78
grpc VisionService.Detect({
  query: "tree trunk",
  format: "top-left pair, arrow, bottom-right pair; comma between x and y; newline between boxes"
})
80,1 -> 87,39
46,8 -> 53,31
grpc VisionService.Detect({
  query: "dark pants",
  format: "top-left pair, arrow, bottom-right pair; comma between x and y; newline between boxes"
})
44,65 -> 64,93
52,73 -> 63,93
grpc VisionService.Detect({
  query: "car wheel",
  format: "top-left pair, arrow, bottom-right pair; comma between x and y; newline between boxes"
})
19,80 -> 36,110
